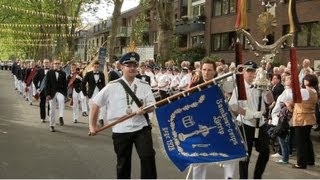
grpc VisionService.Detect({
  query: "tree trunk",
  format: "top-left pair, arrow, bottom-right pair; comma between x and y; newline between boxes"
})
108,0 -> 124,63
154,1 -> 175,65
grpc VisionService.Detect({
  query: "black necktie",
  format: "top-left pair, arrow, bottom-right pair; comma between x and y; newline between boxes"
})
94,72 -> 99,75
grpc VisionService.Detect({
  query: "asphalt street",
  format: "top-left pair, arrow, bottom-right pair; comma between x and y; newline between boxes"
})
0,69 -> 319,179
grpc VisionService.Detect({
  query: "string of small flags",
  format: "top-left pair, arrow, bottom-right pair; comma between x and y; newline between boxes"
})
0,4 -> 79,21
0,29 -> 75,37
0,23 -> 77,28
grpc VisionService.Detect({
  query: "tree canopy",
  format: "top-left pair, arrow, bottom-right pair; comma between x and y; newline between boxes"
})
0,0 -> 104,61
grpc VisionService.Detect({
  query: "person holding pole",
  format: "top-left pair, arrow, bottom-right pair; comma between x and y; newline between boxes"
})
189,58 -> 237,179
89,52 -> 157,179
229,61 -> 273,179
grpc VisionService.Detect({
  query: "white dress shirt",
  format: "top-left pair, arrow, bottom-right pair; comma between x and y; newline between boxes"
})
229,81 -> 268,127
93,77 -> 156,133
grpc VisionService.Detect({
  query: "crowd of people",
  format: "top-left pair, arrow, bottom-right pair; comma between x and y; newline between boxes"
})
2,54 -> 319,178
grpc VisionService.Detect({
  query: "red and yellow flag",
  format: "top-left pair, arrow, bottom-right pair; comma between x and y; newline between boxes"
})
235,0 -> 247,29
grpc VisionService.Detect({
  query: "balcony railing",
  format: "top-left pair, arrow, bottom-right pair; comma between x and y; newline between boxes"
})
175,15 -> 206,34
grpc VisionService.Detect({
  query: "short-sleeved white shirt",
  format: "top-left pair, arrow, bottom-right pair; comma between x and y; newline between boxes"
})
93,77 -> 156,133
229,81 -> 268,127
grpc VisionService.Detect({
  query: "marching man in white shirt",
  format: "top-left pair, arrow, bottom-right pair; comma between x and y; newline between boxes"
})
89,52 -> 157,179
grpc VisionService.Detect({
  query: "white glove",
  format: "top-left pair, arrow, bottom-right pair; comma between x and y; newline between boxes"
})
244,110 -> 263,120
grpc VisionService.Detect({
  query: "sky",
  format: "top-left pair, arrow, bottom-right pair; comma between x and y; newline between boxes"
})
81,0 -> 140,26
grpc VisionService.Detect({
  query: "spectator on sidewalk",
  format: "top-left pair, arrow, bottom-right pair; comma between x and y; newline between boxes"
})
292,74 -> 318,169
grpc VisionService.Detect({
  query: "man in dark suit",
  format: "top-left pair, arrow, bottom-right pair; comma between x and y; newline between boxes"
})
268,74 -> 285,112
45,60 -> 68,132
81,60 -> 106,126
108,60 -> 122,81
136,62 -> 151,85
67,64 -> 83,123
33,59 -> 51,122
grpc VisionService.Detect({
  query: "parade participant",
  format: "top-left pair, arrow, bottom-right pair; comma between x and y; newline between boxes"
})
169,66 -> 181,95
108,60 -> 122,81
188,58 -> 236,179
67,63 -> 83,123
79,62 -> 89,117
178,67 -> 191,91
18,61 -> 27,97
145,65 -> 156,87
25,61 -> 38,105
157,67 -> 171,99
81,60 -> 106,126
229,61 -> 273,179
136,62 -> 151,85
45,60 -> 68,132
33,59 -> 51,122
11,60 -> 20,90
89,52 -> 157,179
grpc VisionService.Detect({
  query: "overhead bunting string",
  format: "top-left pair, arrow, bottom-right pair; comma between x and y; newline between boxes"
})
0,23 -> 77,28
0,29 -> 75,37
288,0 -> 302,103
9,39 -> 56,42
0,4 -> 79,21
1,43 -> 58,47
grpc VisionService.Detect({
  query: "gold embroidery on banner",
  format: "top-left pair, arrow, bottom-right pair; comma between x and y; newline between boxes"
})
167,95 -> 229,157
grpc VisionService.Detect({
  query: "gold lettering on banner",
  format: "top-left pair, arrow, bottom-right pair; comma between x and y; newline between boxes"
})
213,99 -> 239,146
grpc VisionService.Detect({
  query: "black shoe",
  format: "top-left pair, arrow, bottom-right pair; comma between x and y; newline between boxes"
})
50,126 -> 55,132
99,119 -> 104,127
59,117 -> 64,126
307,162 -> 315,166
82,112 -> 88,117
41,119 -> 45,123
73,119 -> 78,123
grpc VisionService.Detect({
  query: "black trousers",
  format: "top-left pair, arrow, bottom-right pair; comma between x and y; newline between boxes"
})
159,90 -> 169,100
112,126 -> 157,179
39,92 -> 46,119
295,125 -> 315,167
239,124 -> 270,179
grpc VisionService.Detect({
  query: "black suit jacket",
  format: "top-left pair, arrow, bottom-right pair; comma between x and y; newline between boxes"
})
136,74 -> 151,85
108,69 -> 122,81
33,68 -> 46,90
272,83 -> 285,101
45,69 -> 68,98
81,71 -> 105,98
67,73 -> 82,93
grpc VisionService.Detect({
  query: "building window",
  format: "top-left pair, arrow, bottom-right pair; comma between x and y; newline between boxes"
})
191,35 -> 204,47
211,31 -> 236,51
211,31 -> 248,52
192,3 -> 205,17
212,0 -> 236,17
283,22 -> 320,48
153,32 -> 159,43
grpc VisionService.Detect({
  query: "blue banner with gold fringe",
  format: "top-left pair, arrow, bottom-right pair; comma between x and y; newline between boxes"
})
155,85 -> 246,172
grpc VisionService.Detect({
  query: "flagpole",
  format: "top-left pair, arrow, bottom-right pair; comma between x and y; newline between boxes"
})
89,72 -> 235,135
